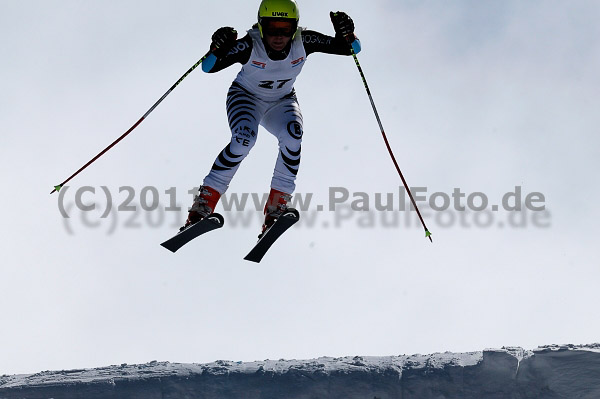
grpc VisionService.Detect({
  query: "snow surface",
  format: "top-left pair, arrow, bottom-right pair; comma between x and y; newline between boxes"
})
1,344 -> 599,398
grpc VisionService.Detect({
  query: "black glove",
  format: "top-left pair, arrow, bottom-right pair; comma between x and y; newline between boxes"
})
211,27 -> 237,57
330,11 -> 355,41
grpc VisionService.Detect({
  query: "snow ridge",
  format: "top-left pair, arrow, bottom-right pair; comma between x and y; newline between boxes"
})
0,353 -> 483,389
1,344 -> 599,399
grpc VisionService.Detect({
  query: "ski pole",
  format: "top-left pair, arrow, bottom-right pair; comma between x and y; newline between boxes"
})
342,31 -> 432,242
50,50 -> 212,194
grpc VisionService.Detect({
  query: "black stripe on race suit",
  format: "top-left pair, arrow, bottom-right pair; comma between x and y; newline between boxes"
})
280,146 -> 300,176
212,144 -> 243,171
228,81 -> 257,97
281,149 -> 300,167
227,89 -> 258,131
284,164 -> 299,176
225,143 -> 243,159
286,145 -> 301,157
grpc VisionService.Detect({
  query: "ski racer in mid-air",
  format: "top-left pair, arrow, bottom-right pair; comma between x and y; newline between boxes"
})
184,0 -> 361,237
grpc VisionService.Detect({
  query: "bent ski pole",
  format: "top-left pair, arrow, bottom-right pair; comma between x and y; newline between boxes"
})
344,35 -> 432,242
50,51 -> 212,194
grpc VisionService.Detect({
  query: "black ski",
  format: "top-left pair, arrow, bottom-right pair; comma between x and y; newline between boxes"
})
161,213 -> 224,253
244,208 -> 300,263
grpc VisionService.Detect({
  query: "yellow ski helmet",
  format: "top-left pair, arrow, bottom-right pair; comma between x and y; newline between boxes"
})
257,0 -> 300,38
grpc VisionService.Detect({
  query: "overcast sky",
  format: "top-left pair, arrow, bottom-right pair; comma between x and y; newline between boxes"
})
1,0 -> 599,375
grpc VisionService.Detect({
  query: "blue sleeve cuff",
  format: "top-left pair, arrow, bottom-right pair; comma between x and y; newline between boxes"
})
351,39 -> 361,54
202,53 -> 217,73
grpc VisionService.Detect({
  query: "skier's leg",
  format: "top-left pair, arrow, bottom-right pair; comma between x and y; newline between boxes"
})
185,84 -> 263,228
203,83 -> 264,194
261,94 -> 303,195
258,95 -> 303,234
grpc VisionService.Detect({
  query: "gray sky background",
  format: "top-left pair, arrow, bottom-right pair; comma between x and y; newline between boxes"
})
1,0 -> 599,375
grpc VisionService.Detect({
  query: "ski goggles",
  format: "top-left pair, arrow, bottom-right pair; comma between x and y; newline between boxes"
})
263,21 -> 295,37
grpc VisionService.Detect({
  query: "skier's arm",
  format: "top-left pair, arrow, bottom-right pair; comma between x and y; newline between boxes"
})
302,30 -> 361,56
202,31 -> 253,73
302,11 -> 361,57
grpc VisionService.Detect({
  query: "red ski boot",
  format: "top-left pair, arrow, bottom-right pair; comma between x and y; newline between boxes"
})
181,185 -> 221,231
260,188 -> 292,238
